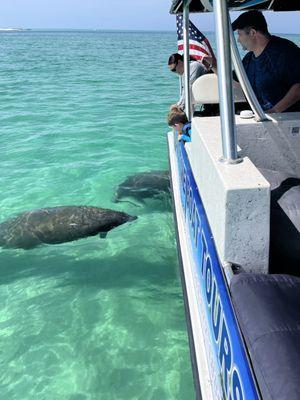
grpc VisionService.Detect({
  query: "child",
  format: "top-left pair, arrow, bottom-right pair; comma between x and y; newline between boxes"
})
167,106 -> 191,143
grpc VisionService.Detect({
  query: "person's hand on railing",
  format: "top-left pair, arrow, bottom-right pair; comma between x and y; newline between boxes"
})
202,55 -> 217,73
170,103 -> 184,111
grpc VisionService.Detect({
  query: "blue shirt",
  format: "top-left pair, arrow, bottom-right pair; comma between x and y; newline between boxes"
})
242,36 -> 300,112
180,122 -> 192,142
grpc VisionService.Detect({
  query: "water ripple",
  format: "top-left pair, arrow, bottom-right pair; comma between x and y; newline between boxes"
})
0,30 -> 195,399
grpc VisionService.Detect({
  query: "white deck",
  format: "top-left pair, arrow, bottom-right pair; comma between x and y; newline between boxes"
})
237,112 -> 300,177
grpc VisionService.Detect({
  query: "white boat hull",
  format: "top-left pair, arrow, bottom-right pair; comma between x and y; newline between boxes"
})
167,131 -> 259,400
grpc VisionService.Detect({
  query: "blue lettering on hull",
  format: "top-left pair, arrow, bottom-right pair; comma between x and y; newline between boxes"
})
176,141 -> 259,399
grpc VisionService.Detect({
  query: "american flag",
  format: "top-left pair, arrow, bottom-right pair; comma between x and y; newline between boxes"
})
176,15 -> 214,61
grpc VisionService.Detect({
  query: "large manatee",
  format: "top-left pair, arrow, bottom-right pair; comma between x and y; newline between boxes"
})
115,170 -> 170,203
0,206 -> 137,249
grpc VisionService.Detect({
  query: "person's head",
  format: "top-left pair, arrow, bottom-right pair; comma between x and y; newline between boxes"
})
168,53 -> 184,75
167,105 -> 189,131
232,11 -> 270,51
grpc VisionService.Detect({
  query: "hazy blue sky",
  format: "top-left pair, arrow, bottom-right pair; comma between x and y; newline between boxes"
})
0,0 -> 299,33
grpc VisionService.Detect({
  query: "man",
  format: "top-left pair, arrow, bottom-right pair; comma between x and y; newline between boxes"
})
232,10 -> 300,113
168,53 -> 207,110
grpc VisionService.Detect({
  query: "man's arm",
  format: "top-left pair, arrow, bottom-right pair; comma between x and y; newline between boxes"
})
268,83 -> 300,113
190,61 -> 206,84
202,56 -> 218,74
176,75 -> 185,109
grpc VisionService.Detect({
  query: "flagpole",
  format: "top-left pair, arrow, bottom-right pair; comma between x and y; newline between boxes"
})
183,0 -> 192,121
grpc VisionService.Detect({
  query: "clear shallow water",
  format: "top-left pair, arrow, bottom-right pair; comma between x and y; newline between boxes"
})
0,30 -> 194,399
1,29 -> 299,400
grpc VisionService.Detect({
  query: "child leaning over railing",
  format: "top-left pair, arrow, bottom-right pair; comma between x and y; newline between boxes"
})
167,106 -> 191,143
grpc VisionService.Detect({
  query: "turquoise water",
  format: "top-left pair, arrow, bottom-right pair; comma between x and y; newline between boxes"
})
1,29 -> 299,400
0,31 -> 194,399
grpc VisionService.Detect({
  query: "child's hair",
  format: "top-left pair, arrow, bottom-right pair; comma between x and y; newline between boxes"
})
167,106 -> 189,126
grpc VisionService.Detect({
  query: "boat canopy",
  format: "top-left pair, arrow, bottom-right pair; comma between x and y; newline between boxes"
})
170,0 -> 300,14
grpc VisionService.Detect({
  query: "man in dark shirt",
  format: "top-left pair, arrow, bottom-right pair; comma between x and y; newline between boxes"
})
232,10 -> 300,113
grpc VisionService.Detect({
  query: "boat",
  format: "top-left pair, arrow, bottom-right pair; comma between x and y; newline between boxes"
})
167,1 -> 300,399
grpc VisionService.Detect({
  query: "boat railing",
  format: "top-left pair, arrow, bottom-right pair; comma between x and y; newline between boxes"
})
214,0 -> 239,163
183,1 -> 192,121
181,0 -> 269,163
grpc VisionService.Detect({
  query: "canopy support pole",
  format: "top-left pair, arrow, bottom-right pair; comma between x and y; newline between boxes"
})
183,0 -> 192,121
214,0 -> 240,163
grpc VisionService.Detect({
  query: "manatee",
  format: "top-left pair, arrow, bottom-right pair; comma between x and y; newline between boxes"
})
114,170 -> 170,203
0,206 -> 137,249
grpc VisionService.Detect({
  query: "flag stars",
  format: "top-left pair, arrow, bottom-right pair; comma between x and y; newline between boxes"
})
176,14 -> 212,62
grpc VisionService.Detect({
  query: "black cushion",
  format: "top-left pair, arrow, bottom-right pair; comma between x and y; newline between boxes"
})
258,168 -> 300,274
230,273 -> 300,400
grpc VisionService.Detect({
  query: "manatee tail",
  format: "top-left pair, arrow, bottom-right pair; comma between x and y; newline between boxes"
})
127,215 -> 138,222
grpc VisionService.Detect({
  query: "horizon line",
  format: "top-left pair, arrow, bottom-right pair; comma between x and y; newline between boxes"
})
0,28 -> 299,34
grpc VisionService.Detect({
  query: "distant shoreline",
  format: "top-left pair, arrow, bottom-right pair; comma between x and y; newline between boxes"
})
0,28 -> 31,32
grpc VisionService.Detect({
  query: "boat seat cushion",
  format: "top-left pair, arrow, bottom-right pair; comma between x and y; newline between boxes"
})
230,273 -> 300,400
192,73 -> 246,104
258,169 -> 300,274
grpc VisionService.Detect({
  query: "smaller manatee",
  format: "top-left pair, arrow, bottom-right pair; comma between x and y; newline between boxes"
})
114,170 -> 170,203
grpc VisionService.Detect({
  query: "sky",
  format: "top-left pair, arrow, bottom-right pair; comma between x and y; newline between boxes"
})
0,0 -> 299,34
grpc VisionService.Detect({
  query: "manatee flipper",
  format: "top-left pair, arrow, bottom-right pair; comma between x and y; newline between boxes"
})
99,232 -> 108,239
152,192 -> 166,201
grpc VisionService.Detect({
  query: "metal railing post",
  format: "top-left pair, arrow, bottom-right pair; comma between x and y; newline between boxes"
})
214,0 -> 240,163
183,0 -> 192,121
